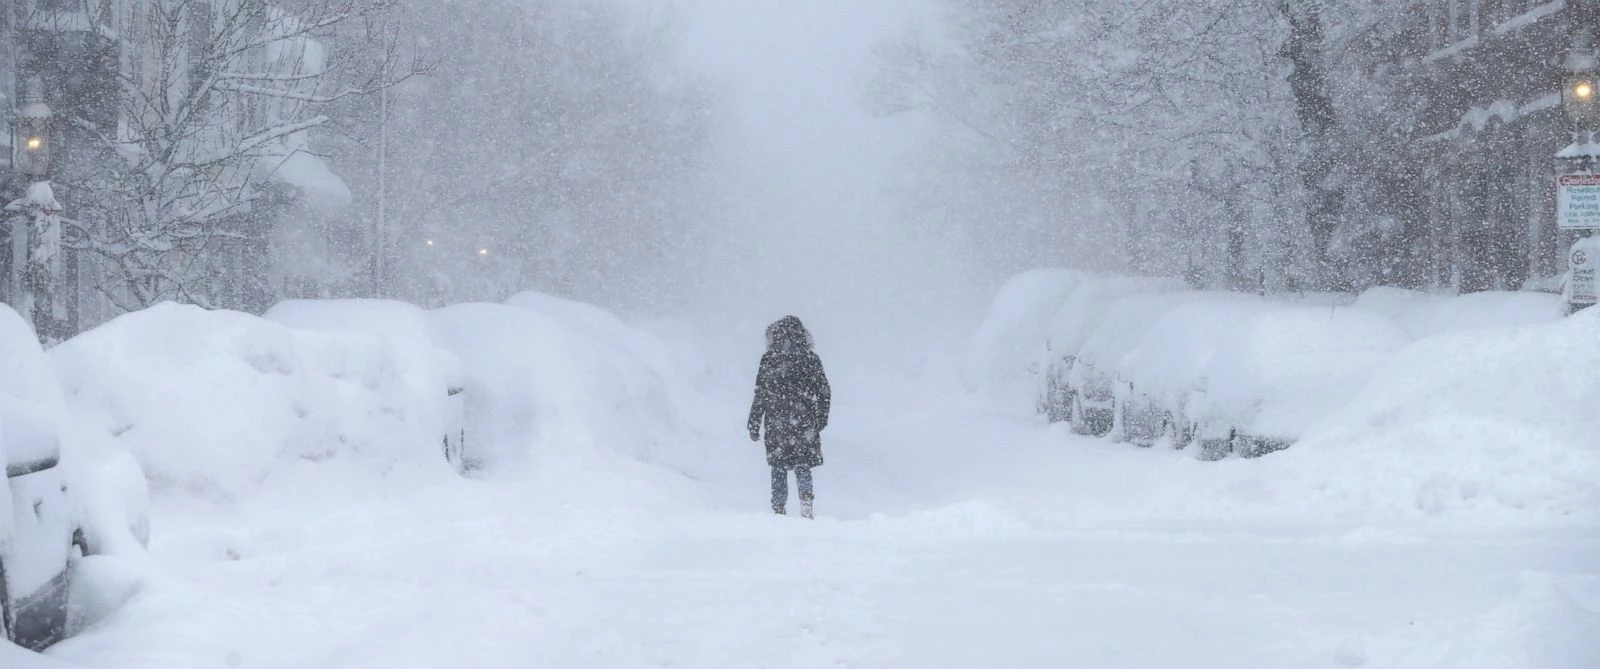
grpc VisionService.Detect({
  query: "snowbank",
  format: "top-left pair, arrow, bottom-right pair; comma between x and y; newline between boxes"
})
1271,307 -> 1600,521
1,304 -> 149,557
973,267 -> 1600,524
1200,306 -> 1412,448
0,305 -> 64,467
51,303 -> 455,503
51,294 -> 718,510
431,293 -> 712,491
1354,287 -> 1561,339
264,298 -> 465,468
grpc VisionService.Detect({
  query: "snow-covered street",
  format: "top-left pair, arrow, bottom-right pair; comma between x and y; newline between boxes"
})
39,357 -> 1600,669
4,2 -> 1600,666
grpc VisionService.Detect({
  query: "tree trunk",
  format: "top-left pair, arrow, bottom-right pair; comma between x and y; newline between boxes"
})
1278,0 -> 1345,289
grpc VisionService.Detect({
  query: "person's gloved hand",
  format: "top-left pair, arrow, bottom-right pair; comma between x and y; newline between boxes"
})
748,423 -> 760,442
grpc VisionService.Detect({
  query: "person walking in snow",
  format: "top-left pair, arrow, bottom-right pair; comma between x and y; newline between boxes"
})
748,315 -> 831,518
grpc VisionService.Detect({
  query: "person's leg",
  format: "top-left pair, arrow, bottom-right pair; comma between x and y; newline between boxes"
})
795,465 -> 814,518
770,466 -> 789,514
795,465 -> 813,501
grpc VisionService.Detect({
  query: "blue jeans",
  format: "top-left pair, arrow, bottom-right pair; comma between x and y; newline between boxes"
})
771,466 -> 813,512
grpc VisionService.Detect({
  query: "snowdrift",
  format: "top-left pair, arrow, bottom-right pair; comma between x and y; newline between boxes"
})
52,294 -> 716,508
51,303 -> 454,503
975,270 -> 1596,523
1274,307 -> 1600,521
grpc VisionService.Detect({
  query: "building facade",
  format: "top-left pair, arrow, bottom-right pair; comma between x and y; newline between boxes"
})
1408,0 -> 1600,291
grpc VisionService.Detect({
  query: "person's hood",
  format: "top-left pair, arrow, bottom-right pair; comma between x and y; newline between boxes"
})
764,315 -> 812,354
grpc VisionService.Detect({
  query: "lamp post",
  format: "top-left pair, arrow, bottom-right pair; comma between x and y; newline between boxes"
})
4,75 -> 64,342
1558,34 -> 1600,314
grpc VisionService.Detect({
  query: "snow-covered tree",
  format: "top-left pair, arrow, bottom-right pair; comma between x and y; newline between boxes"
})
64,0 -> 425,316
871,0 -> 1305,289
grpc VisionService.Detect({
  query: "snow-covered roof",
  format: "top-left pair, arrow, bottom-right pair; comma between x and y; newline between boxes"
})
261,152 -> 351,212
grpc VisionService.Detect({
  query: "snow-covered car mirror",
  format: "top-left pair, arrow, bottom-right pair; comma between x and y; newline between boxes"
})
3,409 -> 62,478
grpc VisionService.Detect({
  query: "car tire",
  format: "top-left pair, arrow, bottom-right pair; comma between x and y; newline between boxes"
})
1,558 -> 11,642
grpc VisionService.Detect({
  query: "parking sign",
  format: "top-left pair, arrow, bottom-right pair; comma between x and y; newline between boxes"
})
1558,173 -> 1600,229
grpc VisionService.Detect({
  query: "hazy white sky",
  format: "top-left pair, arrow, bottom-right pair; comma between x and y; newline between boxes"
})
670,0 -> 978,344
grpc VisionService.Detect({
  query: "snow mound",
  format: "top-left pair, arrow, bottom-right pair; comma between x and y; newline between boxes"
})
0,305 -> 62,466
963,268 -> 1086,396
429,293 -> 714,504
1202,306 -> 1412,442
1354,287 -> 1561,339
1271,308 -> 1600,521
51,303 -> 455,503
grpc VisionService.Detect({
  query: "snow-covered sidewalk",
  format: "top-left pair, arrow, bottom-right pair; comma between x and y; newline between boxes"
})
41,383 -> 1600,669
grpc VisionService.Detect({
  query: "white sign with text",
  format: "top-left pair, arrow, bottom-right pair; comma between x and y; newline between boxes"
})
1558,173 -> 1600,230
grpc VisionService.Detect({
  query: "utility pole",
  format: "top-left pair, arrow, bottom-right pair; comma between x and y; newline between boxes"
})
374,81 -> 387,298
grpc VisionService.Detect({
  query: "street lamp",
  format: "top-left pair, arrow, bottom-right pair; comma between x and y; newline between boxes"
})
11,76 -> 51,178
1560,32 -> 1600,314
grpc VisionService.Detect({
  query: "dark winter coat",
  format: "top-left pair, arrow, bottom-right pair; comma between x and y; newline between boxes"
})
747,316 -> 831,469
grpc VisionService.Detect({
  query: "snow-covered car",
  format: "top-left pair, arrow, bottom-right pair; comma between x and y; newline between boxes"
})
1036,275 -> 1183,425
1116,294 -> 1279,449
2,408 -> 82,651
444,385 -> 467,472
1065,291 -> 1189,438
1188,307 -> 1411,459
264,299 -> 471,473
0,306 -> 92,652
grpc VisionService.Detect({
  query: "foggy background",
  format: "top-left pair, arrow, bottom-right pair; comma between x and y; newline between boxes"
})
27,0 -> 1555,347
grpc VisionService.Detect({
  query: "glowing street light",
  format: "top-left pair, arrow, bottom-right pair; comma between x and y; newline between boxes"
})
1566,33 -> 1600,129
12,75 -> 52,178
477,248 -> 489,257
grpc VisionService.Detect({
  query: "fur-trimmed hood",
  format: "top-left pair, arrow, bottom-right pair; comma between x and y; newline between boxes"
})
764,315 -> 812,354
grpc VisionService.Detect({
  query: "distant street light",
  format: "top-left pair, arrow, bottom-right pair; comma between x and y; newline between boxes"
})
478,248 -> 489,257
12,75 -> 52,178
